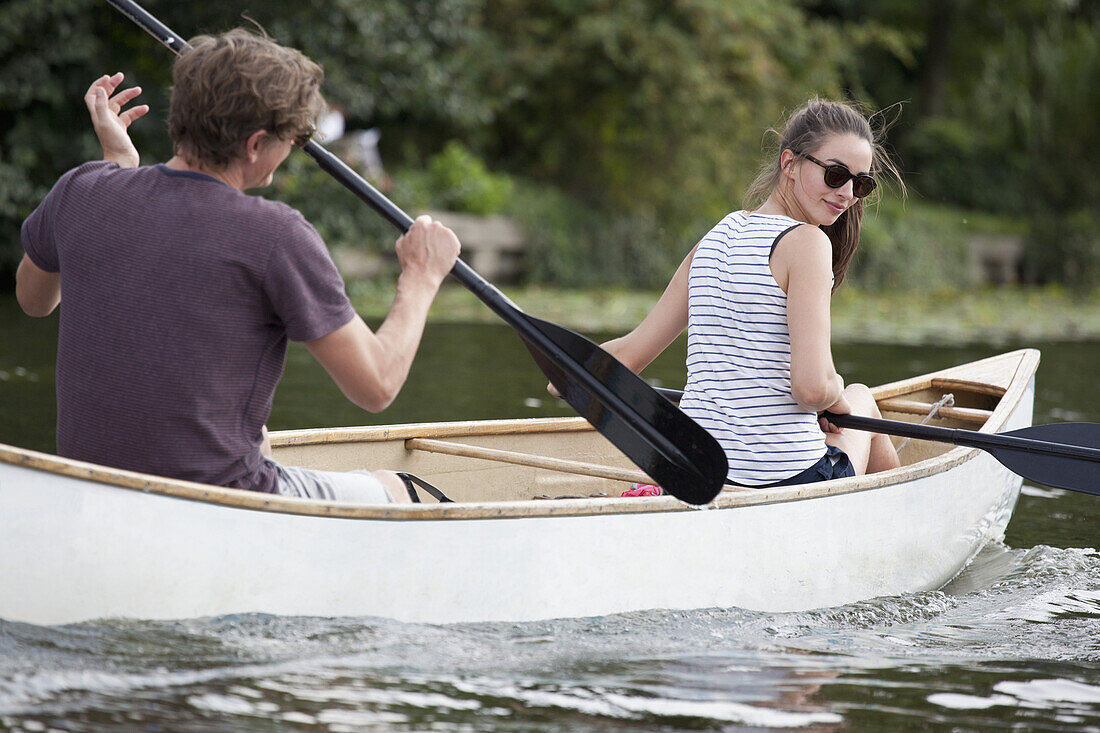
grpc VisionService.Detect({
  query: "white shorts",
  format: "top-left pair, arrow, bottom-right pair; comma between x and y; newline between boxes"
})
272,462 -> 394,504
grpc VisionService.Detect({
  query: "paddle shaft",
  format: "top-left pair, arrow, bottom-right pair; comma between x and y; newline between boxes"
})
656,386 -> 1099,462
106,0 -> 188,53
668,385 -> 1100,463
822,412 -> 1100,463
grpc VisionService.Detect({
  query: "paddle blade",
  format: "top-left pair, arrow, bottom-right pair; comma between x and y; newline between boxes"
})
993,423 -> 1100,495
517,314 -> 727,505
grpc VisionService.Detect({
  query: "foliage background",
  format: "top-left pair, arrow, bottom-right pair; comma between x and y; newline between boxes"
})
1,0 -> 1097,289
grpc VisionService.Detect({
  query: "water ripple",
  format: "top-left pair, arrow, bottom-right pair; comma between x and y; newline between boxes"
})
0,542 -> 1097,730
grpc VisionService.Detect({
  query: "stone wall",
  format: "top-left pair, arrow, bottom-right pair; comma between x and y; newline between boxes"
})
969,235 -> 1024,285
425,211 -> 525,282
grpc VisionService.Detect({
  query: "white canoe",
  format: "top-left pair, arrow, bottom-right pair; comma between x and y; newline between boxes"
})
0,349 -> 1038,626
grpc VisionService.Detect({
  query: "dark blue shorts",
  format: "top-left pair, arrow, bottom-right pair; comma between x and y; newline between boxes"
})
768,445 -> 855,487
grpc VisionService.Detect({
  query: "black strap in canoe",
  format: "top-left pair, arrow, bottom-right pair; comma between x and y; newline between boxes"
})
396,472 -> 454,503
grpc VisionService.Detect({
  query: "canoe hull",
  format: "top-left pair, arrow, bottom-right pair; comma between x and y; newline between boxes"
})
0,350 -> 1036,625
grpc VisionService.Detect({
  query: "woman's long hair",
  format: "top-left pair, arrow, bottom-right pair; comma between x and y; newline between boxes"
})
743,100 -> 904,290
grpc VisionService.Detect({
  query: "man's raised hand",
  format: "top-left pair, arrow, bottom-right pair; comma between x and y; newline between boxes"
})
84,73 -> 149,169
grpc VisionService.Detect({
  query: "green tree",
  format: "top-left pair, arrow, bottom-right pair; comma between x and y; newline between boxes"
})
812,0 -> 1100,286
1,0 -> 106,276
5,0 -> 1095,289
0,0 -> 490,280
477,0 -> 851,237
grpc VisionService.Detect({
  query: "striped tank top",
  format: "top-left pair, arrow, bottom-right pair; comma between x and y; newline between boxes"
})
679,210 -> 827,486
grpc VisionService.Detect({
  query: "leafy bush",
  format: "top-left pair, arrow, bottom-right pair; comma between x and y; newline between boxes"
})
1,0 -> 116,279
266,153 -> 400,257
904,118 -> 1026,214
1022,209 -> 1100,290
505,180 -> 679,288
419,141 -> 513,216
851,197 -> 976,292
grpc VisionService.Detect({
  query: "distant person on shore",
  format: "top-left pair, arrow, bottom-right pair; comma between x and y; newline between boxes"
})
15,29 -> 460,503
596,100 -> 903,487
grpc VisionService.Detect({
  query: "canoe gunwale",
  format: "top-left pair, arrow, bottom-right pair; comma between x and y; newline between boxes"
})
0,349 -> 1040,521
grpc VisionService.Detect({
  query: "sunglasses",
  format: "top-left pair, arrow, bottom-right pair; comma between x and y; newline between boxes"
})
292,126 -> 316,148
804,154 -> 877,198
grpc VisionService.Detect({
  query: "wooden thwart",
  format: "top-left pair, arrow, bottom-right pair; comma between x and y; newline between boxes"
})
407,398 -> 996,480
405,437 -> 644,483
877,398 -> 992,425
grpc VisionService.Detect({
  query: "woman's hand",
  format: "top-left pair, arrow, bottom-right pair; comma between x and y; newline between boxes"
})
84,73 -> 149,169
819,391 -> 853,434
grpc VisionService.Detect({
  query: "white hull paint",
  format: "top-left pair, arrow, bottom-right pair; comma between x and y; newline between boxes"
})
0,350 -> 1037,625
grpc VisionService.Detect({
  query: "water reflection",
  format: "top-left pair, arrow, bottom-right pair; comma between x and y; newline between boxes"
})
4,294 -> 1096,446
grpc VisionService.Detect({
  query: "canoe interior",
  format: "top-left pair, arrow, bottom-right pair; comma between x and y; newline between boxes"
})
270,351 -> 1030,505
0,349 -> 1037,516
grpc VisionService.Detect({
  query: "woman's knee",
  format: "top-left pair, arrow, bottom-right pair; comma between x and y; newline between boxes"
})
844,383 -> 881,417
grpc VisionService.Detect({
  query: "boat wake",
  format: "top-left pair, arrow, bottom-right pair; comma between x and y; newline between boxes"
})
1,543 -> 1097,731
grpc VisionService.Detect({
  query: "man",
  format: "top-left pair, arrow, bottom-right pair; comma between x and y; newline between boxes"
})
16,29 -> 460,503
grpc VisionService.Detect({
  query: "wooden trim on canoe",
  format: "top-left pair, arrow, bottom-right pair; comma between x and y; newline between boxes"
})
931,377 -> 1007,397
273,417 -> 598,446
0,349 -> 1040,520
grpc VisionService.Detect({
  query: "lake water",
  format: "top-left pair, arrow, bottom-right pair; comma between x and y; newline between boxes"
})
1,294 -> 1098,731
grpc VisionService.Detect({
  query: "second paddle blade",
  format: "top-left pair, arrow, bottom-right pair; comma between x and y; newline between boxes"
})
517,313 -> 728,505
993,422 -> 1100,495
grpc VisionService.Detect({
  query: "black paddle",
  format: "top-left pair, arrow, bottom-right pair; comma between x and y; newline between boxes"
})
105,0 -> 728,505
655,387 -> 1100,496
821,412 -> 1100,496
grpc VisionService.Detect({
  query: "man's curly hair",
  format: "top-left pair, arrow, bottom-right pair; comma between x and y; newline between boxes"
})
169,28 -> 324,168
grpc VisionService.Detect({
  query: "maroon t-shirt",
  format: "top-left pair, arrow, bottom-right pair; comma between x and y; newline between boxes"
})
21,161 -> 355,492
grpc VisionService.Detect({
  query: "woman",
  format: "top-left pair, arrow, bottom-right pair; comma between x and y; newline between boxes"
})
603,100 -> 902,487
